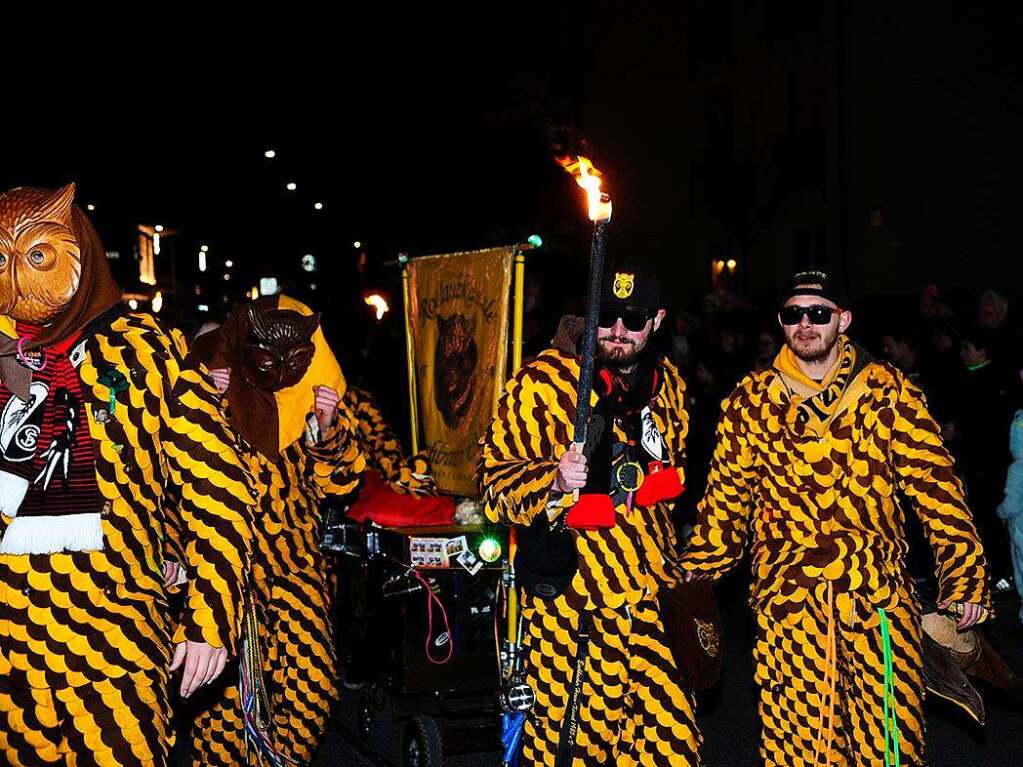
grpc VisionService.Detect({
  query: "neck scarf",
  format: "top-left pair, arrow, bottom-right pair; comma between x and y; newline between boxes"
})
773,335 -> 864,433
0,323 -> 105,554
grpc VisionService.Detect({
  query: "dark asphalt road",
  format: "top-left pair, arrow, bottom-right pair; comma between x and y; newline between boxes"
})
316,578 -> 1023,766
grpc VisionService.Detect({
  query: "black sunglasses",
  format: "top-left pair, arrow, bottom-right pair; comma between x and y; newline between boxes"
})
779,304 -> 840,326
598,309 -> 651,332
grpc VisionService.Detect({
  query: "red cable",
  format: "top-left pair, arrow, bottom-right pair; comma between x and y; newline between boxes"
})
414,570 -> 454,664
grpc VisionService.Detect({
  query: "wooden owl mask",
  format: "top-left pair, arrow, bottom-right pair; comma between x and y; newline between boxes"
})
241,304 -> 321,392
0,184 -> 83,324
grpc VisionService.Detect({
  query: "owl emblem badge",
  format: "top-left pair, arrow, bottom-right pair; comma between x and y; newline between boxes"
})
694,618 -> 720,658
612,272 -> 635,299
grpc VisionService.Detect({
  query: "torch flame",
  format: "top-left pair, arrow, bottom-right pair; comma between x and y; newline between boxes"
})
364,293 -> 389,321
558,155 -> 613,222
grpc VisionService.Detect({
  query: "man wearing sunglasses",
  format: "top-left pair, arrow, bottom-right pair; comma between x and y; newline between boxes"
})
681,270 -> 989,766
479,263 -> 701,766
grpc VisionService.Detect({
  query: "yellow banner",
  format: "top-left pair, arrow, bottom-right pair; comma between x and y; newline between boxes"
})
407,247 -> 514,496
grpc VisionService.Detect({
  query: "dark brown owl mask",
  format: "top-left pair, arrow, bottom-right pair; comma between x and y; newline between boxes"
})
241,303 -> 321,391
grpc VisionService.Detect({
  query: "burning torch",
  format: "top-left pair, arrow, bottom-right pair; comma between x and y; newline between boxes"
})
558,156 -> 612,500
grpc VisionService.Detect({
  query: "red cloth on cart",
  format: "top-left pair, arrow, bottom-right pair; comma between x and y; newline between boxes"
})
345,469 -> 456,527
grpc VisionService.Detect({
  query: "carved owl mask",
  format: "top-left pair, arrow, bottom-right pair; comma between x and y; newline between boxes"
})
241,303 -> 321,392
0,184 -> 83,324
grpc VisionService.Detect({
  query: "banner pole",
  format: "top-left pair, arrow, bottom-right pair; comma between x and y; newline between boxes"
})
401,258 -> 420,455
512,249 -> 526,371
505,247 -> 528,660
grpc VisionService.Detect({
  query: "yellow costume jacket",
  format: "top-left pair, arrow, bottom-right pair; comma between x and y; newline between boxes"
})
479,349 -> 689,612
346,386 -> 435,495
681,337 -> 989,620
0,311 -> 254,660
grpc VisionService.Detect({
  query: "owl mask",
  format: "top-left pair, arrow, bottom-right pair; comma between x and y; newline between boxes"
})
241,303 -> 320,392
0,184 -> 122,399
191,295 -> 344,458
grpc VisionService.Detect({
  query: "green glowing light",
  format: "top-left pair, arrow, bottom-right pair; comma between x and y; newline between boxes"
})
478,537 -> 502,563
527,234 -> 543,248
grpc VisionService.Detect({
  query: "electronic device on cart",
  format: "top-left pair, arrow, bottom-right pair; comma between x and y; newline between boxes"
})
325,243 -> 538,767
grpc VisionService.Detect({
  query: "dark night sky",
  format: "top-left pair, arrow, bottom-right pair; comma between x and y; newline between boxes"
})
2,3 -> 1021,329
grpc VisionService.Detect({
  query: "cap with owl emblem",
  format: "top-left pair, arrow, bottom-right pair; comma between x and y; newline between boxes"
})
599,262 -> 662,313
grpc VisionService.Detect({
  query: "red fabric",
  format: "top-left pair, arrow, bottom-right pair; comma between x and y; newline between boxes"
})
566,493 -> 616,530
635,462 -> 684,507
345,470 -> 455,527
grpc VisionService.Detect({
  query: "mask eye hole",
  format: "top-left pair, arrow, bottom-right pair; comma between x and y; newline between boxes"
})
0,253 -> 7,268
29,250 -> 45,266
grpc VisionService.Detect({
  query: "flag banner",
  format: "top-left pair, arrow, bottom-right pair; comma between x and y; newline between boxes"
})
407,247 -> 514,496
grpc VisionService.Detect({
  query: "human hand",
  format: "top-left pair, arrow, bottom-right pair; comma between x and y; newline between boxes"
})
312,385 -> 340,433
938,600 -> 985,630
163,561 -> 183,588
552,444 -> 588,493
170,641 -> 228,698
683,570 -> 713,583
209,367 -> 231,395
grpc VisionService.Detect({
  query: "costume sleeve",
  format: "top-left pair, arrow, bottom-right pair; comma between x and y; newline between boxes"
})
160,486 -> 189,569
348,387 -> 436,495
660,362 -> 690,488
303,381 -> 367,499
478,354 -> 576,527
157,335 -> 255,653
891,375 -> 990,610
679,391 -> 757,578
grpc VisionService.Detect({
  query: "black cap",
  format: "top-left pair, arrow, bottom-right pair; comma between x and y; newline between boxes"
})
600,262 -> 662,313
783,269 -> 846,308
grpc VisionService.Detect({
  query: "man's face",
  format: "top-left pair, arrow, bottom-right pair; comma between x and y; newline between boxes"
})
977,296 -> 1004,329
597,307 -> 665,367
961,341 -> 986,367
881,335 -> 912,369
778,295 -> 850,363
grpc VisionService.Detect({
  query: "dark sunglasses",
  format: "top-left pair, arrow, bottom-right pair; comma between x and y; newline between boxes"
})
598,309 -> 651,332
779,304 -> 840,326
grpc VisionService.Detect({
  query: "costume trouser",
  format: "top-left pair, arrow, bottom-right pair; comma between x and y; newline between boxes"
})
754,588 -> 924,767
520,593 -> 701,767
0,555 -> 172,767
190,569 -> 337,766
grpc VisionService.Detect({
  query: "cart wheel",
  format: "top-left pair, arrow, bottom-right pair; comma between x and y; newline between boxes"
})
402,715 -> 443,767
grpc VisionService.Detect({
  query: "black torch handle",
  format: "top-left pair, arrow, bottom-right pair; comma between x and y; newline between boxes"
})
572,219 -> 609,446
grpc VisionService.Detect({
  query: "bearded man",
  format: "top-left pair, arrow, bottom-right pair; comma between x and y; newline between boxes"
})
478,263 -> 701,766
0,183 -> 254,767
681,270 -> 990,766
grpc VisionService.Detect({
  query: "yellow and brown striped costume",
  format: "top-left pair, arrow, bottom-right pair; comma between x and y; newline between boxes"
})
479,349 -> 701,767
346,386 -> 435,495
0,311 -> 254,767
189,380 -> 366,766
680,338 -> 989,766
